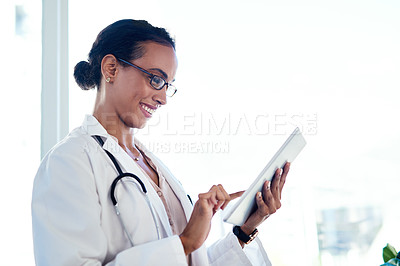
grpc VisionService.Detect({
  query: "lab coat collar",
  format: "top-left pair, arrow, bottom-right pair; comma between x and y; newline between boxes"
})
80,114 -> 136,162
80,114 -> 109,138
80,114 -> 132,155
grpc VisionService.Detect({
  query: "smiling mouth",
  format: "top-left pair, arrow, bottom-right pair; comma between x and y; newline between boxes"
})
141,104 -> 156,115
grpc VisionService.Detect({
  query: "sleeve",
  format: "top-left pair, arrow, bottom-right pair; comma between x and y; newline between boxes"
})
31,141 -> 187,266
207,232 -> 272,266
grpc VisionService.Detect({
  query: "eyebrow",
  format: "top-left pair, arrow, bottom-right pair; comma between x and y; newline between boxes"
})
150,68 -> 168,80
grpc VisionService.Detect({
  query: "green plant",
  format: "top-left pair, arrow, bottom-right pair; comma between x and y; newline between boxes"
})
381,244 -> 400,266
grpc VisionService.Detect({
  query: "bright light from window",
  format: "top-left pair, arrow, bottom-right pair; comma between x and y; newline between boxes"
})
65,1 -> 400,265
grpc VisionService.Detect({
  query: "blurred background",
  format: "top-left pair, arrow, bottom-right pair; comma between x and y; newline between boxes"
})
1,0 -> 399,265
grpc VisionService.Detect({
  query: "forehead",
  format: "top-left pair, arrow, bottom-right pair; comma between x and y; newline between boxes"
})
134,42 -> 178,80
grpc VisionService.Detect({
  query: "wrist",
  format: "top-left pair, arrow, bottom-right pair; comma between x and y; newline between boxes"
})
233,225 -> 259,247
240,224 -> 256,235
179,235 -> 192,255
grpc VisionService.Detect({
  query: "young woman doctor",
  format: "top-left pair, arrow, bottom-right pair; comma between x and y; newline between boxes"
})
32,19 -> 290,266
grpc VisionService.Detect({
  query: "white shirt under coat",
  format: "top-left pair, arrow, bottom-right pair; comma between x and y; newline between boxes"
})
31,115 -> 272,266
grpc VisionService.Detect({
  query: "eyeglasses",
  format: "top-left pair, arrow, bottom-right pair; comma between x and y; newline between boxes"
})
118,58 -> 177,97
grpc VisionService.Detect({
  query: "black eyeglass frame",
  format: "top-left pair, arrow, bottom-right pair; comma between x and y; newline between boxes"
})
117,58 -> 177,97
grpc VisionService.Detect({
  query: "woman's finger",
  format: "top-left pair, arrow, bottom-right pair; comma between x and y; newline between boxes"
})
262,181 -> 277,214
279,162 -> 290,195
229,190 -> 245,200
270,168 -> 282,191
218,184 -> 230,200
207,185 -> 219,205
255,191 -> 270,219
214,185 -> 227,210
206,185 -> 227,212
269,168 -> 282,202
217,184 -> 231,210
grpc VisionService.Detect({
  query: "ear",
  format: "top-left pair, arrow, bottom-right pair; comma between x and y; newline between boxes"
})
101,54 -> 118,83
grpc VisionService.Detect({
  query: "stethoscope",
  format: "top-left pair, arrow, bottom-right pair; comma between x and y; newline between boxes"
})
93,136 -> 161,245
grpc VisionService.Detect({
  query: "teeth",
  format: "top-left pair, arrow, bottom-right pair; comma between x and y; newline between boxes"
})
141,104 -> 155,114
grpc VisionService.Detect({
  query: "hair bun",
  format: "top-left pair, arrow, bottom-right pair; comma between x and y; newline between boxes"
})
74,61 -> 96,90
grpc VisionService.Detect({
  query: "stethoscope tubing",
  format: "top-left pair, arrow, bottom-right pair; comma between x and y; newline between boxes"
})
110,172 -> 147,205
93,136 -> 161,244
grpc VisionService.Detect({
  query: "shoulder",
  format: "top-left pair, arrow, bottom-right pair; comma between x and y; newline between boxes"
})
39,127 -> 99,173
33,127 -> 103,197
48,126 -> 97,156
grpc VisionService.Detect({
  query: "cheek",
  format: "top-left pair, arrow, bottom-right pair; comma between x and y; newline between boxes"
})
113,73 -> 151,111
118,83 -> 148,117
124,77 -> 149,97
117,80 -> 142,103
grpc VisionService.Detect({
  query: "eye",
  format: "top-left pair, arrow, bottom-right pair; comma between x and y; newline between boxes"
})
151,75 -> 165,89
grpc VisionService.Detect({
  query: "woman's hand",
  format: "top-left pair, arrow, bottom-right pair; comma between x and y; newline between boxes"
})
239,162 -> 290,247
179,185 -> 244,255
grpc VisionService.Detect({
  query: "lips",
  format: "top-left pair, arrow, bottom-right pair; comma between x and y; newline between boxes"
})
140,103 -> 157,117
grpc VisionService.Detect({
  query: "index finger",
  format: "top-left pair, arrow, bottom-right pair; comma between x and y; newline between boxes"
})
279,162 -> 290,194
229,191 -> 245,200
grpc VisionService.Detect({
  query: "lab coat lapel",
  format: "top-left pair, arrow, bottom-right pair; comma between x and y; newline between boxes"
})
101,137 -> 174,237
136,142 -> 193,222
158,163 -> 193,222
134,140 -> 212,266
162,168 -> 194,222
145,153 -> 211,265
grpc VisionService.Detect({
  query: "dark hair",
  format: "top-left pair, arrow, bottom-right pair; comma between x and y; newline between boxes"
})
74,19 -> 175,90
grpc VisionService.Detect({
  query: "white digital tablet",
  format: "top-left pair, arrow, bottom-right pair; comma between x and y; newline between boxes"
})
223,127 -> 306,226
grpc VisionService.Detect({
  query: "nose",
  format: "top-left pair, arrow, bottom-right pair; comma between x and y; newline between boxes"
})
153,87 -> 167,106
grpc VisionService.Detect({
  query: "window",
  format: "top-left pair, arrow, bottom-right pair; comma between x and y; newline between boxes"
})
0,0 -> 42,265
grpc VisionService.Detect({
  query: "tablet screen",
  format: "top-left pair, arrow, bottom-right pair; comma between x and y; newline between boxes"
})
223,127 -> 306,225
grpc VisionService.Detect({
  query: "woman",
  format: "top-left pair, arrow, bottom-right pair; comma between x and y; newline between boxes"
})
32,19 -> 290,265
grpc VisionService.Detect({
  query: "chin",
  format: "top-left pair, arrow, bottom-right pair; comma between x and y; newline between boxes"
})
126,121 -> 146,130
119,113 -> 147,129
136,122 -> 147,129
130,118 -> 148,130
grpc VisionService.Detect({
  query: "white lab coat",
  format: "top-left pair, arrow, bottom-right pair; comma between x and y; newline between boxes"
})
32,115 -> 272,266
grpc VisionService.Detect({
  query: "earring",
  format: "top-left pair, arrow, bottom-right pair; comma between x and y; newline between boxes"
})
105,77 -> 111,83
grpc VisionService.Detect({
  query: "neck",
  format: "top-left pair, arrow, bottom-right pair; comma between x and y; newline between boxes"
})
93,112 -> 136,150
93,90 -> 137,150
